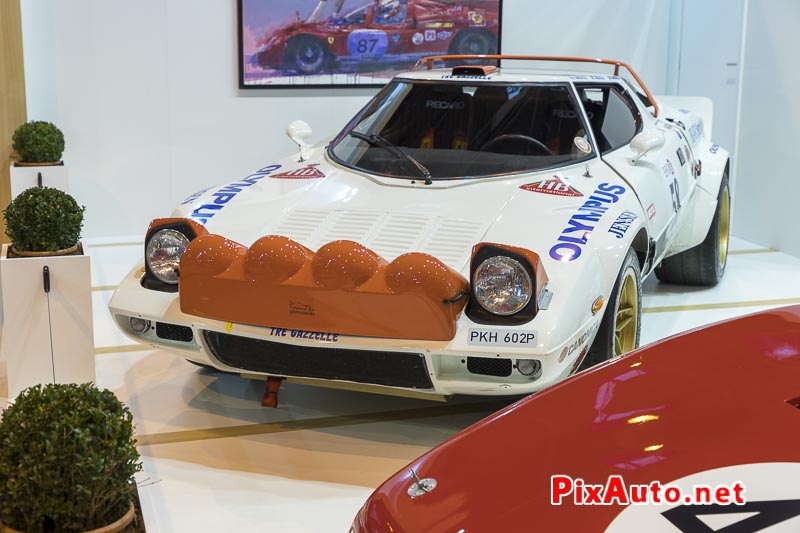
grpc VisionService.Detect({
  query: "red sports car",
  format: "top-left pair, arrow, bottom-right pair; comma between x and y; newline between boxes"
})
352,306 -> 800,532
255,0 -> 499,75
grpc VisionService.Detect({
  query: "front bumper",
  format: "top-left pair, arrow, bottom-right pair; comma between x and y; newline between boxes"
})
109,264 -> 588,397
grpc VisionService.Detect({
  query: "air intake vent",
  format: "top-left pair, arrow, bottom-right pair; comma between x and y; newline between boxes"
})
156,322 -> 194,343
451,65 -> 497,76
202,331 -> 434,389
467,356 -> 512,377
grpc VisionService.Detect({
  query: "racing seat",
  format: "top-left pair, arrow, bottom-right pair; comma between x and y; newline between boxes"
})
415,87 -> 473,150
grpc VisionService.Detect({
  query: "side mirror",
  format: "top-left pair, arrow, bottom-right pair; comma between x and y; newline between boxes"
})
629,129 -> 665,164
286,120 -> 313,162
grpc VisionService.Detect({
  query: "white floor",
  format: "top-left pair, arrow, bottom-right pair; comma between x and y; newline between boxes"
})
2,236 -> 800,532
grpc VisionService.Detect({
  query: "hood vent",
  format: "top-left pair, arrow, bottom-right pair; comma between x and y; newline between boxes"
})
269,210 -> 487,271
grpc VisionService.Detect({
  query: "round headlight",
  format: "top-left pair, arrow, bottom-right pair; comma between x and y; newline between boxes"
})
473,256 -> 533,315
146,229 -> 190,284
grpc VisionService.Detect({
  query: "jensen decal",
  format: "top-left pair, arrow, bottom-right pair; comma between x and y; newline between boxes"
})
608,211 -> 638,239
549,183 -> 626,261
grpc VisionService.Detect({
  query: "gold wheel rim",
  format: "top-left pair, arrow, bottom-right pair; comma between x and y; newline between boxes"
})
614,270 -> 639,357
718,186 -> 730,269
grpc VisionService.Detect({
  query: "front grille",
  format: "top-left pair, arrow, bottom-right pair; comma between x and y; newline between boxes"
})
156,322 -> 194,343
467,356 -> 512,377
202,331 -> 433,389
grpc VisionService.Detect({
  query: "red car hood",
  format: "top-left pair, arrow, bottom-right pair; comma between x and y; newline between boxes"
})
357,306 -> 800,532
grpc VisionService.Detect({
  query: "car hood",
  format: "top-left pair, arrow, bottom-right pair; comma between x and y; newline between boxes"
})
172,148 -> 615,277
356,306 -> 800,532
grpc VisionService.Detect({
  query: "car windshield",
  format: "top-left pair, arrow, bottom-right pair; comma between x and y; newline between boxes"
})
329,80 -> 595,180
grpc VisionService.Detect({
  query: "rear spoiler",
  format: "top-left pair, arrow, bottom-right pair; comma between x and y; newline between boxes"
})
656,96 -> 714,139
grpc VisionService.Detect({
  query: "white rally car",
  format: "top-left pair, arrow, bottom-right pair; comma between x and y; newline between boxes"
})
109,55 -> 730,403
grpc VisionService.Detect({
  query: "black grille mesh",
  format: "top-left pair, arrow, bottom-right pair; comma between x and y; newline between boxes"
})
156,322 -> 194,343
202,331 -> 433,389
467,356 -> 512,377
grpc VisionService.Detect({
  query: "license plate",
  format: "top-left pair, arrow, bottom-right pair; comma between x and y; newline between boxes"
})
467,328 -> 538,347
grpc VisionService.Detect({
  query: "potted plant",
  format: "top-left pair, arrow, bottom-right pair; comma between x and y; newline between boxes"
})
4,186 -> 85,256
12,121 -> 65,166
0,383 -> 142,532
0,187 -> 94,397
9,121 -> 69,199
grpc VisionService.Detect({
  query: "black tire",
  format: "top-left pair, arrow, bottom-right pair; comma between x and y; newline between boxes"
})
655,174 -> 730,286
449,30 -> 497,55
579,248 -> 642,371
287,35 -> 329,75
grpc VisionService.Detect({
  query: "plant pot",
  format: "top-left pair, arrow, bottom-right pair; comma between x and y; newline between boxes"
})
8,243 -> 81,258
0,243 -> 95,398
2,502 -> 136,533
8,162 -> 69,199
13,160 -> 63,167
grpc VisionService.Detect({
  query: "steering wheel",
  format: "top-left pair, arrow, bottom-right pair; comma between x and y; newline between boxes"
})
480,134 -> 553,156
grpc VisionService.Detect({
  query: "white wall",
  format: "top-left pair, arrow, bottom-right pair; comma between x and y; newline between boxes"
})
676,0 -> 745,166
21,0 -> 674,239
732,0 -> 800,257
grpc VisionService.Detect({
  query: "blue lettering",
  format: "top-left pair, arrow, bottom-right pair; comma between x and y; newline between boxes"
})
550,243 -> 582,261
563,219 -> 593,234
188,164 -> 281,224
572,212 -> 603,223
212,193 -> 236,204
549,183 -> 626,262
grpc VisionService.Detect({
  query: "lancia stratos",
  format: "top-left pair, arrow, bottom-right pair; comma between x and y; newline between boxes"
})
109,55 -> 731,405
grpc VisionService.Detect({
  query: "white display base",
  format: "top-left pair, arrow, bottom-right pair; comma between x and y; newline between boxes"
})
9,163 -> 69,199
0,243 -> 95,398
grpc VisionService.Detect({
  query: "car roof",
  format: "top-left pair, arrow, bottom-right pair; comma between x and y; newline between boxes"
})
396,67 -> 624,84
401,54 -> 660,115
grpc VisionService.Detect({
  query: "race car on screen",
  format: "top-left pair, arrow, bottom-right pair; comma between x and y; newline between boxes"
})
351,306 -> 800,532
254,0 -> 499,75
109,55 -> 731,403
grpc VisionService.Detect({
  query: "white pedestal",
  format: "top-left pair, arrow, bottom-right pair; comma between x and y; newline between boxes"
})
9,163 -> 69,199
0,243 -> 95,398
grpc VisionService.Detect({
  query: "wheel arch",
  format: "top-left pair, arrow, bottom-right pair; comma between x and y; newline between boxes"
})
631,227 -> 651,274
664,152 -> 730,257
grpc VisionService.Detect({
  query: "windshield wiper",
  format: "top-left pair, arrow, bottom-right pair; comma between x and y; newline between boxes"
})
349,131 -> 433,185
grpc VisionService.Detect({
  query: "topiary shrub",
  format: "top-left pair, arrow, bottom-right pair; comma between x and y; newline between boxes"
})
3,186 -> 85,253
0,383 -> 142,533
12,121 -> 65,164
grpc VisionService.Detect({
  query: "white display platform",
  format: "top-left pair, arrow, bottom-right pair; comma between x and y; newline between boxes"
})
9,163 -> 69,199
0,243 -> 95,398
